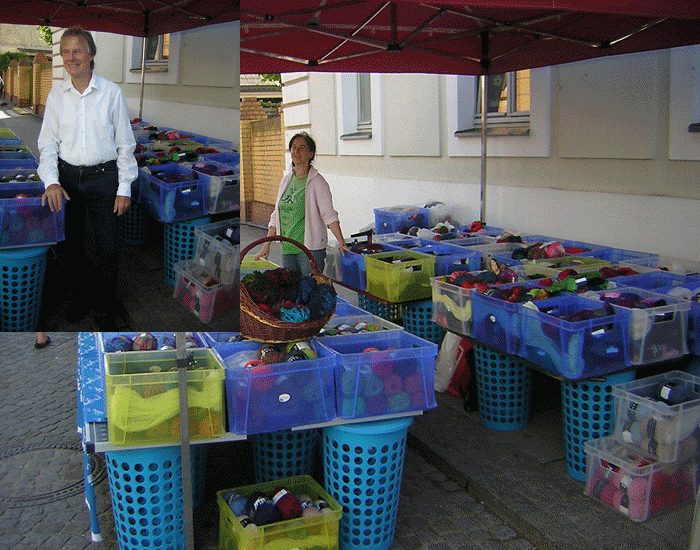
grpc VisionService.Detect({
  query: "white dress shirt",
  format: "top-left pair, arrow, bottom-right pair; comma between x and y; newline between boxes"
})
37,72 -> 138,198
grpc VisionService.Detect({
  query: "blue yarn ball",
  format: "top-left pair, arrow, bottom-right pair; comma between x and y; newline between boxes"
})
104,335 -> 133,352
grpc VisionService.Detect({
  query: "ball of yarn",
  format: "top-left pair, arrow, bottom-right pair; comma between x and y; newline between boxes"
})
259,343 -> 284,365
271,487 -> 302,520
104,335 -> 133,352
246,492 -> 282,526
132,332 -> 157,351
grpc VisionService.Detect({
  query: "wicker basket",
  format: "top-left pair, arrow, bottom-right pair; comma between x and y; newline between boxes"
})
239,235 -> 336,343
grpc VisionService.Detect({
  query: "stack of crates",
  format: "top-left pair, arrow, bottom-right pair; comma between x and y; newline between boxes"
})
172,218 -> 239,323
584,371 -> 700,522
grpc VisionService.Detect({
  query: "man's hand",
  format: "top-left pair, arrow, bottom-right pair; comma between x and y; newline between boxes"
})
41,184 -> 69,213
114,195 -> 131,216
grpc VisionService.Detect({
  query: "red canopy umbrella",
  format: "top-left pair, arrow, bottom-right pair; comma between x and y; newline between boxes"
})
241,0 -> 700,74
240,0 -> 700,221
2,0 -> 239,37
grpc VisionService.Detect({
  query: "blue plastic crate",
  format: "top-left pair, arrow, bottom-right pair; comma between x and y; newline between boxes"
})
409,242 -> 481,275
197,151 -> 240,170
374,205 -> 429,234
579,247 -> 659,266
0,158 -> 39,170
217,339 -> 337,434
0,182 -> 65,248
315,330 -> 437,419
610,271 -> 699,291
333,297 -> 370,317
0,150 -> 36,160
200,332 -> 241,347
0,136 -> 22,146
470,280 -> 553,355
136,164 -> 208,223
519,294 -> 631,379
340,242 -> 400,291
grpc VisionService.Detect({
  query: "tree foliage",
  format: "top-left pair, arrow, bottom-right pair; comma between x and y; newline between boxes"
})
37,26 -> 53,46
259,73 -> 282,86
0,52 -> 32,75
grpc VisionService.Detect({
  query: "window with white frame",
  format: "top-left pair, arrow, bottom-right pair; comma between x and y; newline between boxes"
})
455,70 -> 531,136
131,34 -> 171,72
340,73 -> 373,140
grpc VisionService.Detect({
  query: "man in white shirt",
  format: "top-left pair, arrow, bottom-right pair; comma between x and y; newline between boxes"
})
38,27 -> 138,330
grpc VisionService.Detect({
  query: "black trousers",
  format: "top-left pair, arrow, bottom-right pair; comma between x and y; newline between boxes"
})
58,158 -> 120,316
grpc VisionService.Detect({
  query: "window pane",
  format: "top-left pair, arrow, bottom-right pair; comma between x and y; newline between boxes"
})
515,70 -> 530,112
162,34 -> 170,60
357,73 -> 371,127
144,37 -> 159,61
487,73 -> 507,114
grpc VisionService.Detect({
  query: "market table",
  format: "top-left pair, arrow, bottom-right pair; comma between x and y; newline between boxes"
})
76,331 -> 425,548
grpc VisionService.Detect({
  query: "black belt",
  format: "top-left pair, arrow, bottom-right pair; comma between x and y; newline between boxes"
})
58,157 -> 116,176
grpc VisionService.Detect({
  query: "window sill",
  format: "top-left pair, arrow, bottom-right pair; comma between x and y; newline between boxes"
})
340,131 -> 372,140
689,123 -> 700,133
455,125 -> 530,138
130,65 -> 169,74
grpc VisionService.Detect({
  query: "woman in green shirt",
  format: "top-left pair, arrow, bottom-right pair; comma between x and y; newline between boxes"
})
257,133 -> 349,275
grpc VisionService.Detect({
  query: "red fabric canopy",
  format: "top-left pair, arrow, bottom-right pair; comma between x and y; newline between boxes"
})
241,0 -> 700,74
2,0 -> 239,37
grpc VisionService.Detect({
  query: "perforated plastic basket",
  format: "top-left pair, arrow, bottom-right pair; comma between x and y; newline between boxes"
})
0,245 -> 49,331
401,299 -> 446,344
163,216 -> 211,284
118,202 -> 149,246
323,418 -> 412,550
105,444 -> 207,550
561,370 -> 635,481
250,428 -> 318,483
474,343 -> 532,431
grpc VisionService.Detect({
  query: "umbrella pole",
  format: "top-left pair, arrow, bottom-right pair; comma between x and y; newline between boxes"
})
479,73 -> 488,224
176,332 -> 195,550
138,38 -> 146,121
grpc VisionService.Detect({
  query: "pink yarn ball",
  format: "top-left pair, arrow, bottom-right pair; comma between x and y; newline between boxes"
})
622,476 -> 648,501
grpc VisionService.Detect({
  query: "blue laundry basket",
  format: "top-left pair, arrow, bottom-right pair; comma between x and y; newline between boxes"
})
119,203 -> 149,246
401,299 -> 446,344
105,443 -> 207,550
357,294 -> 402,324
561,370 -> 636,481
0,245 -> 49,331
323,417 -> 412,550
163,216 -> 210,284
251,428 -> 318,483
474,343 -> 532,431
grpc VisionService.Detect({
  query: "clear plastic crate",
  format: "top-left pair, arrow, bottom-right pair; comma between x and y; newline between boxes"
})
621,255 -> 700,277
583,287 -> 690,365
193,219 -> 240,285
579,247 -> 660,266
217,339 -> 336,434
519,294 -> 631,379
197,150 -> 240,170
184,160 -> 240,214
0,182 -> 65,248
173,259 -> 237,323
364,249 -> 435,302
103,348 -> 225,446
314,330 -> 438,419
217,475 -> 342,550
408,242 -> 481,275
585,437 -> 699,522
611,370 -> 700,463
654,279 -> 700,356
136,164 -> 208,223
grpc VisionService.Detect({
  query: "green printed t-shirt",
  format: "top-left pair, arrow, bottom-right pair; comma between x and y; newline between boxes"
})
279,174 -> 306,254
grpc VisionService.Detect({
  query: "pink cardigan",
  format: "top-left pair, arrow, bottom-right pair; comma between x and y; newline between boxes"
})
269,166 -> 340,251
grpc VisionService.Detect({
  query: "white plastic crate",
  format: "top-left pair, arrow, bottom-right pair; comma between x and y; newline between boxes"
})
612,370 -> 700,463
173,259 -> 237,323
585,437 -> 698,522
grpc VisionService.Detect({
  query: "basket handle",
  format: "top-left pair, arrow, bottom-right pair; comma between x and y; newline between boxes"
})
240,235 -> 321,275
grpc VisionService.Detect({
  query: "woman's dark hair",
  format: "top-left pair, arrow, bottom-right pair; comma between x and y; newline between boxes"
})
60,27 -> 97,70
288,132 -> 316,163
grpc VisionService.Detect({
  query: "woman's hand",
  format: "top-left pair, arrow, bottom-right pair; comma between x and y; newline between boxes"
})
255,243 -> 271,260
338,242 -> 350,256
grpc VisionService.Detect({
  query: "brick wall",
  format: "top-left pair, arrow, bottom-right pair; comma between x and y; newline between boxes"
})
32,53 -> 51,116
240,97 -> 268,122
8,60 -> 17,103
16,59 -> 31,107
240,114 -> 286,226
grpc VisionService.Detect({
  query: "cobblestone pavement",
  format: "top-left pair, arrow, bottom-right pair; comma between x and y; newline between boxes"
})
0,332 -> 536,550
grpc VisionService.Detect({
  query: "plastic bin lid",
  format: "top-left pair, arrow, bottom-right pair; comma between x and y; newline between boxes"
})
0,245 -> 51,259
328,416 -> 414,435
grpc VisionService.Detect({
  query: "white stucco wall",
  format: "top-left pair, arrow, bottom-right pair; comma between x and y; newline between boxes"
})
92,22 -> 240,148
282,45 -> 700,263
